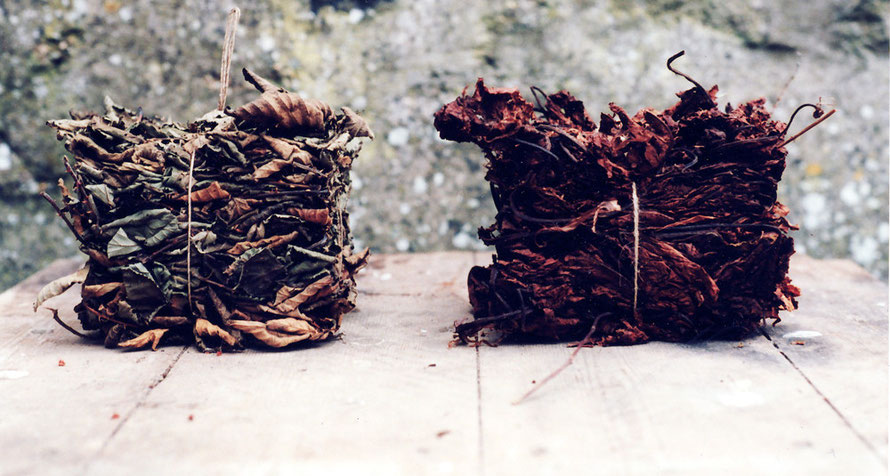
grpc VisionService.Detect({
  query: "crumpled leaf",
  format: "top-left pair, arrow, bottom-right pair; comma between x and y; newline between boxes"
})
230,68 -> 332,135
118,328 -> 168,351
103,209 -> 182,249
291,208 -> 331,225
340,107 -> 375,140
84,184 -> 115,206
228,231 -> 299,255
107,228 -> 141,258
33,266 -> 89,312
194,318 -> 238,347
254,137 -> 315,178
229,318 -> 326,347
272,274 -> 335,313
236,248 -> 285,297
82,282 -> 122,298
176,181 -> 230,202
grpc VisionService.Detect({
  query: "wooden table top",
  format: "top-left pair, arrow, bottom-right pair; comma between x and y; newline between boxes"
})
1,252 -> 886,475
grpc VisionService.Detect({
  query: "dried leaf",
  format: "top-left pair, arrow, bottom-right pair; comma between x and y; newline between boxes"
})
231,69 -> 332,135
176,181 -> 231,202
291,208 -> 331,225
229,318 -> 326,347
340,107 -> 374,140
228,231 -> 299,255
34,266 -> 88,312
272,275 -> 335,313
194,318 -> 238,346
118,328 -> 168,351
82,282 -> 122,298
107,228 -> 141,258
345,247 -> 371,272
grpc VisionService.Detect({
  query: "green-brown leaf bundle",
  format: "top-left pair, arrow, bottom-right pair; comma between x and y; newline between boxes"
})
40,69 -> 372,351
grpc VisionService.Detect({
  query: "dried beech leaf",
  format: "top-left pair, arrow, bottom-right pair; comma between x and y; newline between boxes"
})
229,318 -> 325,348
273,275 -> 335,313
291,208 -> 331,225
340,107 -> 374,140
231,69 -> 332,135
176,182 -> 230,202
118,328 -> 168,351
261,135 -> 314,165
34,266 -> 89,312
228,231 -> 299,255
81,282 -> 122,298
194,318 -> 238,347
345,247 -> 371,272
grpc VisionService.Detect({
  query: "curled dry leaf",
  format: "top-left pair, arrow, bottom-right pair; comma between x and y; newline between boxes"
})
230,69 -> 332,135
229,318 -> 326,348
340,107 -> 375,140
228,231 -> 299,255
291,208 -> 331,225
194,318 -> 238,347
345,247 -> 371,271
273,274 -> 336,313
81,282 -> 122,298
118,328 -> 168,351
34,266 -> 89,312
176,182 -> 231,202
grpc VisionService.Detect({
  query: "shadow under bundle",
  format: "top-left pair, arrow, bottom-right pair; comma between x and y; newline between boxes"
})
36,69 -> 372,351
434,52 -> 827,346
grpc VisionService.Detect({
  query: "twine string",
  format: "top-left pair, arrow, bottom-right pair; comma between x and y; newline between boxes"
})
632,181 -> 640,321
188,7 -> 240,313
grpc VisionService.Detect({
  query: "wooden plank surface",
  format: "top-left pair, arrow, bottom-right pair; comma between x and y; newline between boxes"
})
0,252 -> 886,475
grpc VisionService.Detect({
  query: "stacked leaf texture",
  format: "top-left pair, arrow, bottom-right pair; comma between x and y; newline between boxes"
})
40,69 -> 372,351
434,63 -> 801,345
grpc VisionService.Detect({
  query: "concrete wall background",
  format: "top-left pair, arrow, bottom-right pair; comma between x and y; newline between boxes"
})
0,0 -> 887,289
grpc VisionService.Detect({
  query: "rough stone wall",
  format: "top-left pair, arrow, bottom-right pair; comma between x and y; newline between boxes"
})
0,0 -> 887,289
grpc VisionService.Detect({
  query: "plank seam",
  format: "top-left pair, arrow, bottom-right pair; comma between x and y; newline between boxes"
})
760,329 -> 886,466
82,345 -> 189,475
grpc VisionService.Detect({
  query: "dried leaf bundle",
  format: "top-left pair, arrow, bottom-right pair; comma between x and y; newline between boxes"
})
434,54 -> 803,346
40,69 -> 372,351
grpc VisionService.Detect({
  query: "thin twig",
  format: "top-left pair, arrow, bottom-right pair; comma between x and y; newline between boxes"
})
666,50 -> 711,102
783,103 -> 823,135
39,192 -> 85,243
186,149 -> 197,314
48,307 -> 99,339
513,312 -> 609,405
218,7 -> 241,111
778,109 -> 836,148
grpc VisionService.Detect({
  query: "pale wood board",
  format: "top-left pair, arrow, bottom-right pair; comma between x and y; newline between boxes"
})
0,252 -> 886,476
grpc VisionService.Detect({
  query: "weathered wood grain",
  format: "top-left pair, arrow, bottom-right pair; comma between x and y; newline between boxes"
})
473,253 -> 887,475
0,252 -> 885,476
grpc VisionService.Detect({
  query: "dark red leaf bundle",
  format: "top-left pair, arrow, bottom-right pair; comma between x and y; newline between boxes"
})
434,57 -> 801,345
